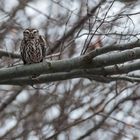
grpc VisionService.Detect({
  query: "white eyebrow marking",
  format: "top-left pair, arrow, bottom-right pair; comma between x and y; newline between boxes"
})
24,29 -> 30,34
32,29 -> 38,33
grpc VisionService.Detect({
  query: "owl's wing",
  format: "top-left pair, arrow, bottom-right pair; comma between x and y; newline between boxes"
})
39,35 -> 46,57
20,40 -> 26,64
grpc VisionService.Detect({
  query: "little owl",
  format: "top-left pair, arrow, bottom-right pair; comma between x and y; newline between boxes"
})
20,28 -> 46,65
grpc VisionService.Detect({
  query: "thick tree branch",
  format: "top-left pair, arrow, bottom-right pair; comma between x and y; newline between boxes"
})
85,39 -> 140,59
1,62 -> 140,85
0,56 -> 86,81
1,45 -> 140,83
88,47 -> 140,68
0,71 -> 111,85
86,60 -> 140,75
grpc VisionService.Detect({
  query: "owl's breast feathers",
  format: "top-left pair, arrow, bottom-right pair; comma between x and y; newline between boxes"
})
20,36 -> 46,64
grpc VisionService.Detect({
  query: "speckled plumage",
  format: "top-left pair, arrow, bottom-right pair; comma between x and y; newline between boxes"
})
20,28 -> 46,64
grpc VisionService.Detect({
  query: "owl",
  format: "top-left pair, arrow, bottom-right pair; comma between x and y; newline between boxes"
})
20,28 -> 46,65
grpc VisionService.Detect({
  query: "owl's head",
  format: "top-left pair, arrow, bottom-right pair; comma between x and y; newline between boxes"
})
23,28 -> 39,40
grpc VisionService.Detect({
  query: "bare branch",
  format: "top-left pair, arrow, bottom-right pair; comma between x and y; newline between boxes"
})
0,49 -> 20,59
0,87 -> 24,112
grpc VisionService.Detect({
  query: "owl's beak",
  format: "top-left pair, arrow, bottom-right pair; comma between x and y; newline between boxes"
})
30,34 -> 34,39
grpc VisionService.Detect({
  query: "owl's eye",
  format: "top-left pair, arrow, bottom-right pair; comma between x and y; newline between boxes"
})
32,30 -> 38,34
23,30 -> 30,34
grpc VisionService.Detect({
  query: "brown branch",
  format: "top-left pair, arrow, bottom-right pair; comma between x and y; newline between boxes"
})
0,49 -> 20,58
47,0 -> 106,54
0,87 -> 24,112
77,94 -> 139,140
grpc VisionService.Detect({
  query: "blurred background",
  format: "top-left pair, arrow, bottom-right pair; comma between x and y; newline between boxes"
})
0,0 -> 140,140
